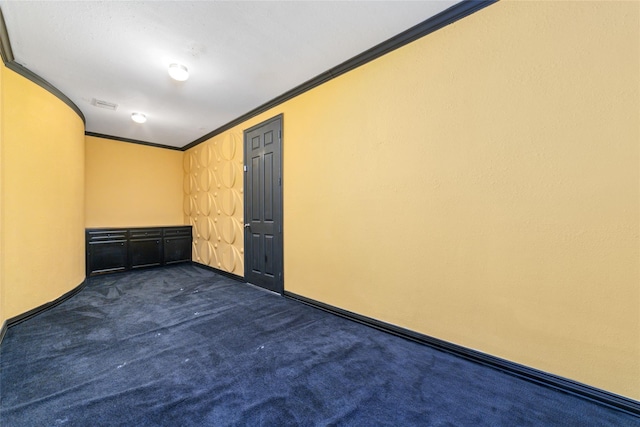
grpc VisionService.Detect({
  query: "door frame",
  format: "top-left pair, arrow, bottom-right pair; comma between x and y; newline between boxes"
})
243,114 -> 284,293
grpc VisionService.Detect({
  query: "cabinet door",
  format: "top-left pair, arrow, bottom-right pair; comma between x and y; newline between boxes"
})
164,236 -> 192,264
87,230 -> 128,276
130,238 -> 162,269
88,240 -> 128,275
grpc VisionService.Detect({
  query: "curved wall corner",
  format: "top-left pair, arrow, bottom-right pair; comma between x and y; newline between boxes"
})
1,65 -> 85,321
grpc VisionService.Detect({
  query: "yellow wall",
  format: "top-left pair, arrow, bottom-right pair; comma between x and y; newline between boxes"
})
1,65 -> 85,320
186,1 -> 639,399
85,136 -> 183,227
0,58 -> 4,326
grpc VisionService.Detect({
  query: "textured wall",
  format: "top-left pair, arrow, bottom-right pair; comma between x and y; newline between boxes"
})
184,132 -> 244,276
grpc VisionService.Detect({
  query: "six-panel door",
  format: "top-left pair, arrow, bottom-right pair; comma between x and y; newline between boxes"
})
244,116 -> 283,293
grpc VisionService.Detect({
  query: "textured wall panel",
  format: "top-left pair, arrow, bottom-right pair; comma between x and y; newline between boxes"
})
184,132 -> 244,276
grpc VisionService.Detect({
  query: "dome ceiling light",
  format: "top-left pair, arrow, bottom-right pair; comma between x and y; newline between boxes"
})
131,112 -> 147,123
168,63 -> 189,81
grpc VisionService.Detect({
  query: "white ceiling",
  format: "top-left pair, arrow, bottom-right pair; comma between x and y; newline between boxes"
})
0,1 -> 459,148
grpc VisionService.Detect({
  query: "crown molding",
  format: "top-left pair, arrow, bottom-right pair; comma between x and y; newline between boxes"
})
2,2 -> 499,153
0,7 -> 86,124
85,131 -> 182,151
0,8 -> 14,63
181,0 -> 498,151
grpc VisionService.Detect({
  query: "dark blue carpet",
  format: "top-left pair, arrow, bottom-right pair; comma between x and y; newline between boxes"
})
1,265 -> 638,426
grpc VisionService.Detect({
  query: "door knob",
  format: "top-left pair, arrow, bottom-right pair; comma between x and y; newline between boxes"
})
244,223 -> 251,228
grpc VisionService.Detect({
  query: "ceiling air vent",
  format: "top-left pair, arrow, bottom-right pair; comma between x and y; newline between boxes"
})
91,98 -> 118,111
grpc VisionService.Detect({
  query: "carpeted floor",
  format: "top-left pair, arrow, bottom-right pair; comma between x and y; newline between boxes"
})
0,265 -> 638,426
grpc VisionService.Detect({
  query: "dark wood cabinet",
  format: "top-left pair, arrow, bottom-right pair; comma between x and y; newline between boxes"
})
163,227 -> 193,265
86,226 -> 192,276
86,229 -> 129,275
130,228 -> 163,269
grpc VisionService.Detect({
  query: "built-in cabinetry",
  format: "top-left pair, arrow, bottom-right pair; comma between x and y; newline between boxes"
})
129,228 -> 163,270
163,227 -> 193,265
86,226 -> 192,276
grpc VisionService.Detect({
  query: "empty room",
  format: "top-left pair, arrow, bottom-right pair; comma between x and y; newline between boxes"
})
0,1 -> 638,425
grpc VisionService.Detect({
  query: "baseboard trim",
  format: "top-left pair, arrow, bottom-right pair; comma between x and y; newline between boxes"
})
0,321 -> 7,345
0,279 -> 88,346
191,262 -> 245,283
284,291 -> 640,417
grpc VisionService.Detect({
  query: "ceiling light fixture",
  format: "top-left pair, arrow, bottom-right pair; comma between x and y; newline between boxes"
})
131,112 -> 147,124
168,63 -> 189,81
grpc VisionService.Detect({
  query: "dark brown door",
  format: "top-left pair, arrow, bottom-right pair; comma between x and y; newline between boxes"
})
244,115 -> 283,293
